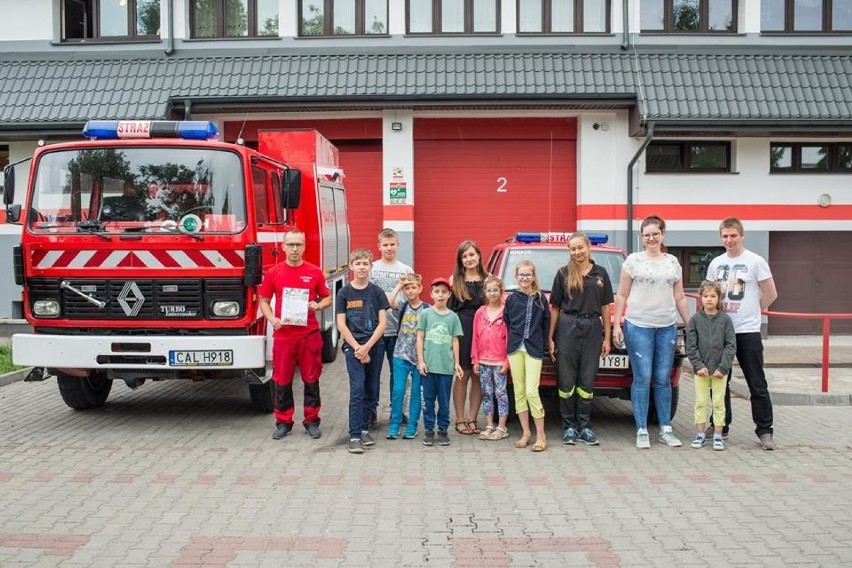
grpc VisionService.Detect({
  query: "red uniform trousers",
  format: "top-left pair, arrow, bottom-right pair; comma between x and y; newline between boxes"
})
272,331 -> 323,426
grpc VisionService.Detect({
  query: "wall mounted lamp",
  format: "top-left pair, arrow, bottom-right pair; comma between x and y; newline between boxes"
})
391,121 -> 403,132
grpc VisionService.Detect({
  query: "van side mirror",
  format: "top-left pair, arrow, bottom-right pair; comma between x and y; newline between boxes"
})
3,165 -> 14,205
281,168 -> 301,210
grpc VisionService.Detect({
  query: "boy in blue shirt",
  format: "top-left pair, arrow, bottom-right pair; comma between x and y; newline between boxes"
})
336,249 -> 389,454
416,277 -> 463,447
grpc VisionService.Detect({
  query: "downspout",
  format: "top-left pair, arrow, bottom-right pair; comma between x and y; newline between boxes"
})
621,0 -> 630,50
625,122 -> 654,254
164,0 -> 175,55
184,99 -> 193,120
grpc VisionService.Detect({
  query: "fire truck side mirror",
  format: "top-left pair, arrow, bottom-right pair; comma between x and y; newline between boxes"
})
5,204 -> 21,224
3,165 -> 14,205
244,244 -> 263,286
281,169 -> 301,210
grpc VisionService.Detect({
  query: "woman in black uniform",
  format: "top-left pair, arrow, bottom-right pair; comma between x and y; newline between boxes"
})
449,240 -> 488,435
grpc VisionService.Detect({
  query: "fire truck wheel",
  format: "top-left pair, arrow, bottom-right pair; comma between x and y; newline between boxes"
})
646,385 -> 679,424
56,371 -> 113,410
321,327 -> 339,363
249,382 -> 275,413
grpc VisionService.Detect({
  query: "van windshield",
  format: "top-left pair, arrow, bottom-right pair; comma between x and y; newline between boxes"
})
502,249 -> 625,291
28,147 -> 247,234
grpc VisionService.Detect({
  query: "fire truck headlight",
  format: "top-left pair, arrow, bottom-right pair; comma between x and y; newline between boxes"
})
212,301 -> 240,317
33,300 -> 60,317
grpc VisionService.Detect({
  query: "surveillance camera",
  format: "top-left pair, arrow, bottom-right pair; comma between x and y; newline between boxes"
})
593,123 -> 601,130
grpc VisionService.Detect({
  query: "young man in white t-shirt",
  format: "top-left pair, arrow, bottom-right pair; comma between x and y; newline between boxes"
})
370,228 -> 413,427
706,217 -> 779,450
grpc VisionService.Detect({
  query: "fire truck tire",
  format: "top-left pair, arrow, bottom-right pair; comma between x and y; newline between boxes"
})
56,371 -> 113,410
647,386 -> 679,424
321,327 -> 339,363
249,382 -> 275,413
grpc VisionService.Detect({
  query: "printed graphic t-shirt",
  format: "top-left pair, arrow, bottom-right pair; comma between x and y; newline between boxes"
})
707,249 -> 772,334
416,309 -> 463,376
335,283 -> 391,343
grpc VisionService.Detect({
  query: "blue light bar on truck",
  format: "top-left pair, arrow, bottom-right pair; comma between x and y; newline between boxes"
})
515,232 -> 609,245
82,120 -> 220,141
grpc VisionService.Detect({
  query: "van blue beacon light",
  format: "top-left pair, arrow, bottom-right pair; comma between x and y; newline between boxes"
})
83,120 -> 220,141
515,232 -> 609,245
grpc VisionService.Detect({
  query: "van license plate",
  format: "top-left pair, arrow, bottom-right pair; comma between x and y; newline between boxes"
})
169,350 -> 234,367
600,354 -> 629,369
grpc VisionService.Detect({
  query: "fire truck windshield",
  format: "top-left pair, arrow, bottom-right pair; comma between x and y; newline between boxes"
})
27,147 -> 247,234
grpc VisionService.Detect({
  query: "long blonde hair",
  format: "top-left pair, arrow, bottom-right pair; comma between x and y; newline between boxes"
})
514,260 -> 542,296
564,232 -> 591,299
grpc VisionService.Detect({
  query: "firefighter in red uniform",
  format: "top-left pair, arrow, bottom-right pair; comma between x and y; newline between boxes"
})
259,229 -> 332,440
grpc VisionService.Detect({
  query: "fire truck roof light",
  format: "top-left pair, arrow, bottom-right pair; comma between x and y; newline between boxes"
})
514,232 -> 609,245
82,120 -> 220,141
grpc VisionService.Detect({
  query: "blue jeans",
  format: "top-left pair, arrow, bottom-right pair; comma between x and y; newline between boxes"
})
343,342 -> 385,439
381,335 -> 398,405
624,321 -> 677,429
390,357 -> 423,435
421,372 -> 452,433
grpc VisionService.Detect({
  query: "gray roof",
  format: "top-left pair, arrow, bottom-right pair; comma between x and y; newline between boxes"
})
1,50 -> 850,132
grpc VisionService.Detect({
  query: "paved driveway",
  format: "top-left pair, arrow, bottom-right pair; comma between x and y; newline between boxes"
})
1,356 -> 851,567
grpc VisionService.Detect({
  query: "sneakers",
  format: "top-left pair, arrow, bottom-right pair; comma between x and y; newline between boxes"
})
713,437 -> 725,451
636,429 -> 651,449
272,423 -> 292,440
402,429 -> 417,439
658,427 -> 682,447
691,435 -> 706,449
423,431 -> 435,446
360,431 -> 375,447
579,428 -> 599,446
347,438 -> 364,454
759,433 -> 776,451
386,430 -> 399,440
305,422 -> 321,439
437,431 -> 451,446
562,427 -> 578,445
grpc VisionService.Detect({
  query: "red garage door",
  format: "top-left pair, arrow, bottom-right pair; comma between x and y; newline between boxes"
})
224,119 -> 383,254
413,118 -> 577,284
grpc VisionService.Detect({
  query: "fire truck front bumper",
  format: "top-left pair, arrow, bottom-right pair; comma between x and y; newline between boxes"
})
12,334 -> 266,370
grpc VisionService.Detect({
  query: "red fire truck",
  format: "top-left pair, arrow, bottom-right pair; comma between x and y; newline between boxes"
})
2,121 -> 350,411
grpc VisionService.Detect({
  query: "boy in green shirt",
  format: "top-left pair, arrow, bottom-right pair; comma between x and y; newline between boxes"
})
416,277 -> 463,447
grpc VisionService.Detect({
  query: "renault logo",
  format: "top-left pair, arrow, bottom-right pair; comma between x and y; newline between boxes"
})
117,281 -> 145,317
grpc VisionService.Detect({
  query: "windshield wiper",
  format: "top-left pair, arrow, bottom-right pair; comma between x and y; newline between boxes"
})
125,225 -> 204,241
76,220 -> 112,241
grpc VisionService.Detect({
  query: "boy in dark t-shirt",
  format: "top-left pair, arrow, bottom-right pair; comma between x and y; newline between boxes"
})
336,248 -> 390,454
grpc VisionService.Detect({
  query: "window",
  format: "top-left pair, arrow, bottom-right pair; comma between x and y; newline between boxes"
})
62,0 -> 160,41
762,0 -> 852,32
640,0 -> 736,32
646,142 -> 731,172
407,0 -> 499,34
770,142 -> 852,172
191,0 -> 279,38
518,0 -> 608,33
668,247 -> 725,288
300,0 -> 388,35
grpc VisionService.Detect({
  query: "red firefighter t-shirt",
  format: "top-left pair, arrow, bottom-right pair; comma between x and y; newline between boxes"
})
258,261 -> 330,340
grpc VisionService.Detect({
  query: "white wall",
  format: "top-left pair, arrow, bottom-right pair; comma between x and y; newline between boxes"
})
0,0 -> 53,41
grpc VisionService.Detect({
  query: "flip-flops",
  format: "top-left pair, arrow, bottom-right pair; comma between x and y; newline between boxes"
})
455,421 -> 472,435
532,439 -> 547,452
514,435 -> 531,448
467,421 -> 482,435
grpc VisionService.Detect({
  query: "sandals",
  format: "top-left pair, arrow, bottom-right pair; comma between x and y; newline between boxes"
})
489,426 -> 509,440
467,421 -> 482,435
532,439 -> 547,452
455,421 -> 472,435
514,435 -> 531,449
478,426 -> 494,440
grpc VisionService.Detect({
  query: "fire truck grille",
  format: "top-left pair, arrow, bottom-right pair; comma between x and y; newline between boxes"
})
28,278 -> 243,320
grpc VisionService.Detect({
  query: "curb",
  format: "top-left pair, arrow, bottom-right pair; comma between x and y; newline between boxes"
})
0,367 -> 32,388
728,376 -> 852,407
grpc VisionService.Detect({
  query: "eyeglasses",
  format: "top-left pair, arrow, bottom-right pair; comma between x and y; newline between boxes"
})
517,273 -> 534,279
641,232 -> 662,240
485,288 -> 502,294
284,243 -> 305,248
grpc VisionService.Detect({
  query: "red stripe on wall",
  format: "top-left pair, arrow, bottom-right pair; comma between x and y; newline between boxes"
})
383,205 -> 414,221
578,204 -> 852,221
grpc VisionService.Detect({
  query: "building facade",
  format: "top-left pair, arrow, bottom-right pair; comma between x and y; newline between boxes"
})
0,0 -> 850,332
